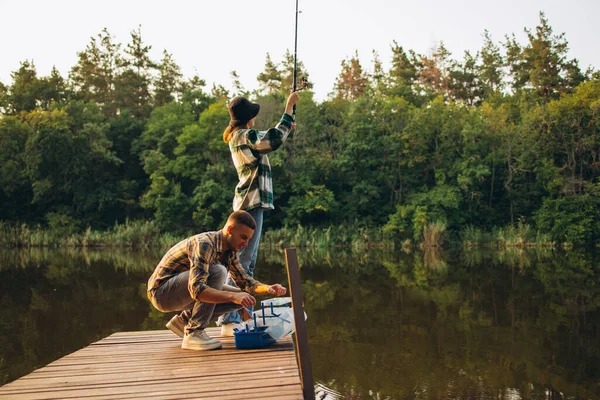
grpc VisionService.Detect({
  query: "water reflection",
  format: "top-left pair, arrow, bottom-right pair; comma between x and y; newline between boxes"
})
0,247 -> 164,385
262,247 -> 600,399
0,247 -> 598,399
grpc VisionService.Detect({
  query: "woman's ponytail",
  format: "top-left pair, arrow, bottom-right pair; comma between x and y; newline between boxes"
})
223,125 -> 234,143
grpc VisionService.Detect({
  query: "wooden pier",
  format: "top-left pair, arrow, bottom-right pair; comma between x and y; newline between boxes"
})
0,328 -> 303,399
0,248 -> 314,400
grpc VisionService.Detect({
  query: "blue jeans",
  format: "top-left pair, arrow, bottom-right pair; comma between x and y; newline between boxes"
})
217,206 -> 264,325
149,264 -> 241,334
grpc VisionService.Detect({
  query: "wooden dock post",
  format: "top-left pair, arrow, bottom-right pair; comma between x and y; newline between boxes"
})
285,248 -> 315,400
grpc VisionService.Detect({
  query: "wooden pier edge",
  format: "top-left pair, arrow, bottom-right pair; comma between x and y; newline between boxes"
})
284,248 -> 315,400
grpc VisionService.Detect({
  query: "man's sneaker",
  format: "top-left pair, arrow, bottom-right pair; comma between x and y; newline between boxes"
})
181,330 -> 222,351
166,314 -> 185,338
220,322 -> 246,337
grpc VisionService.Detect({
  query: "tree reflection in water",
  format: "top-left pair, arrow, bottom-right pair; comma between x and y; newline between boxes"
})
0,247 -> 598,399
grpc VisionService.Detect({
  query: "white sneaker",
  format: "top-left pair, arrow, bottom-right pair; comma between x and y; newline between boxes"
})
220,322 -> 246,337
166,314 -> 185,338
181,330 -> 222,351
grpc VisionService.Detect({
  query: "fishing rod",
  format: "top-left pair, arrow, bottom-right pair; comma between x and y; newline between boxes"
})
293,0 -> 299,117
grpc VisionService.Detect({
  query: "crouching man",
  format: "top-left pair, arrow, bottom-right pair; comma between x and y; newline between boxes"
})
147,210 -> 287,350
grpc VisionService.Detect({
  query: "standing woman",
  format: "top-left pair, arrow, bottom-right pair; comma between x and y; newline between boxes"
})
218,92 -> 299,335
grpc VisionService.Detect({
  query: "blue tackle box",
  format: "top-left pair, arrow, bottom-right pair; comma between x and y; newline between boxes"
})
233,301 -> 284,349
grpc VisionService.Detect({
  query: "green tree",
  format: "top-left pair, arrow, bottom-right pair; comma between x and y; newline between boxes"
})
479,30 -> 505,96
535,192 -> 600,244
280,49 -> 312,94
504,12 -> 584,99
448,51 -> 484,106
7,60 -> 39,113
504,34 -> 529,92
388,41 -> 418,102
539,79 -> 600,191
37,67 -> 68,110
24,108 -> 122,225
0,80 -> 8,114
523,12 -> 572,99
154,50 -> 183,107
70,28 -> 120,116
115,25 -> 155,118
180,75 -> 214,119
0,117 -> 33,220
257,53 -> 283,95
105,110 -> 148,221
369,50 -> 387,96
136,102 -> 197,231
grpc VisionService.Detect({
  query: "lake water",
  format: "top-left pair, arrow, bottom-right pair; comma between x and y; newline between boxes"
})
0,246 -> 598,399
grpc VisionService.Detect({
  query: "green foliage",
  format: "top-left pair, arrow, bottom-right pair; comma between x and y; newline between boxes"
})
0,17 -> 599,247
0,116 -> 32,220
283,183 -> 338,226
535,192 -> 600,244
46,212 -> 81,237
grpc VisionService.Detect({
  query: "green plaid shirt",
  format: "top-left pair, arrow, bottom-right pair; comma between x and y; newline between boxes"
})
229,113 -> 294,211
147,230 -> 259,300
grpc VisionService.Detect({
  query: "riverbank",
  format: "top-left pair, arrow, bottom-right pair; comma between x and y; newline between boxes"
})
1,220 -> 597,249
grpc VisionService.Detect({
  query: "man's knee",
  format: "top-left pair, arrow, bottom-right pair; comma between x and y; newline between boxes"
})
208,263 -> 228,289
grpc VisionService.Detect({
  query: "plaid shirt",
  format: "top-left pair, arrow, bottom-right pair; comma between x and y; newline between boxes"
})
147,230 -> 259,300
229,113 -> 294,211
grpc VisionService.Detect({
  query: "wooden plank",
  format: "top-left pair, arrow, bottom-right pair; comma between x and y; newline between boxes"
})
0,376 -> 302,400
24,353 -> 296,378
0,328 -> 303,400
5,361 -> 298,384
43,345 -> 294,367
67,386 -> 304,400
11,355 -> 298,382
285,248 -> 315,400
1,368 -> 300,393
32,352 -> 295,372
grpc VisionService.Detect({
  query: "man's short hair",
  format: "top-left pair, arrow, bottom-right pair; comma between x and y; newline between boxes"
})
228,210 -> 257,230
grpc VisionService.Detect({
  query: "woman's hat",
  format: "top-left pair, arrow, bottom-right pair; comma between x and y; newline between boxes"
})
228,96 -> 260,126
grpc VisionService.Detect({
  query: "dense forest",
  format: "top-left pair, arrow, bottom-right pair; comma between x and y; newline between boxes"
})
1,13 -> 599,245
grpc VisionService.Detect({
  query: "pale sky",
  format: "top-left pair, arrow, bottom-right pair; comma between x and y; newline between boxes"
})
1,0 -> 598,101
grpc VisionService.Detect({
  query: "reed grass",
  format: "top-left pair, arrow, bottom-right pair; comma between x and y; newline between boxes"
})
262,223 -> 391,250
422,221 -> 447,248
0,220 -> 183,249
0,219 -> 577,250
458,221 -> 557,248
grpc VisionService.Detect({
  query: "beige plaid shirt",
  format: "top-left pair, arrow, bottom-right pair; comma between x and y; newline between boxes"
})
147,230 -> 259,300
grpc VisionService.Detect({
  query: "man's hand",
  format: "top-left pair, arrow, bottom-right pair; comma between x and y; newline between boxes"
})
269,284 -> 287,296
255,284 -> 287,296
232,292 -> 256,308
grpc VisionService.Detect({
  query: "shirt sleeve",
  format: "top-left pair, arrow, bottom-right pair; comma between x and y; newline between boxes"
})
246,113 -> 294,155
228,253 -> 260,294
187,236 -> 216,300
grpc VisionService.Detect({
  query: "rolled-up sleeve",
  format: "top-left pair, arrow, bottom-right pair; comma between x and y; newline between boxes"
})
187,237 -> 216,300
247,113 -> 294,154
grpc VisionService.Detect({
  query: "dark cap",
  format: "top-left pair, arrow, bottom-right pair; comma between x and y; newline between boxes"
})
228,96 -> 260,126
